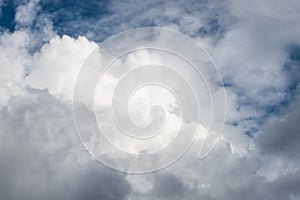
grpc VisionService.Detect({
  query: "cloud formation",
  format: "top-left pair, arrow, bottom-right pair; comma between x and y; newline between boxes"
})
0,0 -> 300,199
0,89 -> 131,200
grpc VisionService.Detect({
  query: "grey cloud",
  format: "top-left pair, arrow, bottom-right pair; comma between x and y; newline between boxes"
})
257,98 -> 300,158
0,89 -> 131,200
151,173 -> 185,199
144,139 -> 300,200
209,0 -> 300,142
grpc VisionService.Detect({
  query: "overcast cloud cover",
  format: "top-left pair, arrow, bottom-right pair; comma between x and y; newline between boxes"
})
0,0 -> 300,199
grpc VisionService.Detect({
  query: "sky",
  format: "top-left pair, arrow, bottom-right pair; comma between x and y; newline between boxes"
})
0,0 -> 300,199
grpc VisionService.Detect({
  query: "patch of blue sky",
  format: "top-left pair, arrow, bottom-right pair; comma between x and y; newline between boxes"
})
37,0 -> 111,40
0,0 -> 16,32
284,45 -> 300,94
34,0 -> 231,43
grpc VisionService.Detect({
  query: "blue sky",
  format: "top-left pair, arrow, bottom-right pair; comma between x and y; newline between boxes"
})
0,0 -> 15,31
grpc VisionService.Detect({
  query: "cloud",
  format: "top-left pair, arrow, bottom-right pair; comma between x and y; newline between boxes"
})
256,95 -> 300,183
0,0 -> 300,199
257,96 -> 300,158
0,89 -> 131,200
213,0 -> 300,124
151,173 -> 185,199
34,0 -> 232,43
15,0 -> 39,27
0,30 -> 29,107
25,34 -> 97,100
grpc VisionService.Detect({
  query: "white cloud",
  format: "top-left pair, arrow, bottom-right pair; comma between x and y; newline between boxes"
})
26,35 -> 97,100
0,31 -> 30,107
15,0 -> 40,26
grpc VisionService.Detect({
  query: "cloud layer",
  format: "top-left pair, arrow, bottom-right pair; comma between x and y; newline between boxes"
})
0,0 -> 300,199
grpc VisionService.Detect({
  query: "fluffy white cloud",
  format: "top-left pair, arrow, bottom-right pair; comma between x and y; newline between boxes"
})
26,35 -> 97,100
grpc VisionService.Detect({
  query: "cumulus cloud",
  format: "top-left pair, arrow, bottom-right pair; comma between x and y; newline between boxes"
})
0,0 -> 300,199
26,35 -> 97,99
